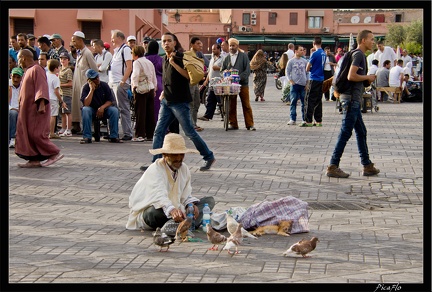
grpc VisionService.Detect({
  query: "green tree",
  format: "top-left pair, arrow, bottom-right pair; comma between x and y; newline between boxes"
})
385,24 -> 406,47
405,19 -> 422,44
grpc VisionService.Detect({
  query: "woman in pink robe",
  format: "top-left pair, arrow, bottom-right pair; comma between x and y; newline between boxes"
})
15,49 -> 64,168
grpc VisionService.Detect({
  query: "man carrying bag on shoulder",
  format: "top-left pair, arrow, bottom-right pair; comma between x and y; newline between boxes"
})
326,30 -> 380,179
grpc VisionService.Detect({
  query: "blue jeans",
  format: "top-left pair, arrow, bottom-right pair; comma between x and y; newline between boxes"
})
290,84 -> 305,122
152,98 -> 214,162
330,99 -> 372,167
81,106 -> 120,139
9,109 -> 18,140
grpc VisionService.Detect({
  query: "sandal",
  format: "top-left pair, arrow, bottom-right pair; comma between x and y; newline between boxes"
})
41,153 -> 64,167
80,138 -> 92,144
194,126 -> 204,132
108,138 -> 124,143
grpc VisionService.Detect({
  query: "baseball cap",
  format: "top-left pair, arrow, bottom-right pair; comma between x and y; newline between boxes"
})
85,69 -> 99,79
59,52 -> 70,60
73,31 -> 85,39
103,42 -> 111,50
11,67 -> 24,77
27,34 -> 36,40
127,35 -> 136,42
142,36 -> 151,43
50,33 -> 62,40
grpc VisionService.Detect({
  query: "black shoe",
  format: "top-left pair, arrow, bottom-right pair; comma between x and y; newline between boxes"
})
200,158 -> 215,171
140,165 -> 149,171
228,126 -> 239,130
121,135 -> 133,141
247,126 -> 256,131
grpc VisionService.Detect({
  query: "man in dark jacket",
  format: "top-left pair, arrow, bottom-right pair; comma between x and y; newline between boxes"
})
220,37 -> 256,131
140,33 -> 215,172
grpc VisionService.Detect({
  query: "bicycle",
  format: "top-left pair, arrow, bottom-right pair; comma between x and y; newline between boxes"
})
214,84 -> 241,131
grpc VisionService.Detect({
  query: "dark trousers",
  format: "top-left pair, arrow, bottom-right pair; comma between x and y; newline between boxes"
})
304,80 -> 323,123
323,70 -> 333,101
134,89 -> 155,139
142,196 -> 215,230
203,90 -> 220,120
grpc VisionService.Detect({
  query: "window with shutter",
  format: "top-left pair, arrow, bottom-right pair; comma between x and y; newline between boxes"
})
13,18 -> 34,36
81,21 -> 101,45
290,13 -> 298,25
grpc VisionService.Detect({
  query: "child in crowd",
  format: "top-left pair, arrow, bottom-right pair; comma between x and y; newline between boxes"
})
46,59 -> 67,139
58,52 -> 73,136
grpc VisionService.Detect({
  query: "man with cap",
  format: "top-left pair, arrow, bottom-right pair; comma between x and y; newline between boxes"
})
50,33 -> 68,59
9,67 -> 24,148
14,49 -> 64,168
126,133 -> 215,231
26,34 -> 40,58
127,35 -> 137,49
79,69 -> 121,144
142,36 -> 151,53
17,33 -> 38,61
71,31 -> 99,134
220,37 -> 256,131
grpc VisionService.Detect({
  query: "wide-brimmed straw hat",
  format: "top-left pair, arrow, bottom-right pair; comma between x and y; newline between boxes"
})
149,133 -> 199,155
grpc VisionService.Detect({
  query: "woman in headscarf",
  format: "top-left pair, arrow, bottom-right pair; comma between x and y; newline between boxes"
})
250,49 -> 269,101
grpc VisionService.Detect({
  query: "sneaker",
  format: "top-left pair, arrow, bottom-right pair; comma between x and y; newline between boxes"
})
287,120 -> 296,125
200,158 -> 215,171
326,164 -> 350,178
247,126 -> 256,131
299,123 -> 313,127
59,129 -> 72,137
314,123 -> 322,127
58,128 -> 66,135
363,163 -> 380,176
9,138 -> 15,148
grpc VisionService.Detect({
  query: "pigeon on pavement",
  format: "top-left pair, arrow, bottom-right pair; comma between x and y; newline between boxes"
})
153,227 -> 175,252
223,223 -> 243,255
226,215 -> 257,239
175,217 -> 192,243
283,237 -> 319,258
206,223 -> 227,251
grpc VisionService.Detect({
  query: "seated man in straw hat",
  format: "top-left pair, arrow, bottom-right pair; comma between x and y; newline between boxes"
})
126,133 -> 215,231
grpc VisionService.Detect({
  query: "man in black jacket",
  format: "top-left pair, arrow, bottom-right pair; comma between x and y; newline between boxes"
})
140,33 -> 215,172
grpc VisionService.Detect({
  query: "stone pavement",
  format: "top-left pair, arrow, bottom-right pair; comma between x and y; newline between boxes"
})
7,76 -> 429,291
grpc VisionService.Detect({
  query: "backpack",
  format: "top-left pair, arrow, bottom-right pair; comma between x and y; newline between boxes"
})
334,49 -> 358,94
183,51 -> 205,86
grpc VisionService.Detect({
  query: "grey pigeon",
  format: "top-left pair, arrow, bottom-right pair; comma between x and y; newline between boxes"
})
153,227 -> 175,252
283,237 -> 320,258
206,223 -> 227,251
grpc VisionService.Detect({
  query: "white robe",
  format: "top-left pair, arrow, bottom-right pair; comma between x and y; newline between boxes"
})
125,158 -> 197,230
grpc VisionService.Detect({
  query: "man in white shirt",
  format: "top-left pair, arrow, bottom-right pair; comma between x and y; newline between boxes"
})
9,67 -> 24,148
388,59 -> 404,101
92,39 -> 112,83
367,48 -> 377,70
108,29 -> 134,141
284,43 -> 295,60
400,49 -> 412,67
374,40 -> 397,68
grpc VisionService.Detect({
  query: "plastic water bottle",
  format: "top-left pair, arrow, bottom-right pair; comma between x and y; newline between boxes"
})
201,203 -> 211,232
186,203 -> 195,231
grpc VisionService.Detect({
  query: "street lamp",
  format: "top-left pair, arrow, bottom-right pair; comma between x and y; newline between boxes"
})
174,10 -> 181,23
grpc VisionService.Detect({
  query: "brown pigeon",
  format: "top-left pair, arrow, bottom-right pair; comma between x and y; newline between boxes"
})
226,215 -> 257,239
283,237 -> 319,258
223,223 -> 243,255
153,227 -> 175,252
206,223 -> 227,251
175,217 -> 192,243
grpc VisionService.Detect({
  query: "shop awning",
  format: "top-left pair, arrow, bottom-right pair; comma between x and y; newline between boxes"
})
233,35 -> 265,44
9,9 -> 35,18
77,10 -> 103,21
265,37 -> 296,44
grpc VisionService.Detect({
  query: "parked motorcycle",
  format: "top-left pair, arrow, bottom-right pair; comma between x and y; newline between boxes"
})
274,73 -> 282,90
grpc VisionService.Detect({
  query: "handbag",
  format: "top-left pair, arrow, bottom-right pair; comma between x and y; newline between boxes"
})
135,60 -> 151,94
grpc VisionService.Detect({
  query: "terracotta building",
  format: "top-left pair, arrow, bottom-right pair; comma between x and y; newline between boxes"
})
9,8 -> 422,55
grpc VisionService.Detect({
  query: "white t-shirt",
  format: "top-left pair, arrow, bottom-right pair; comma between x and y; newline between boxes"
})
108,43 -> 132,84
401,55 -> 412,67
374,46 -> 397,68
47,72 -> 60,101
285,49 -> 294,60
9,79 -> 20,110
389,66 -> 404,87
95,49 -> 113,83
